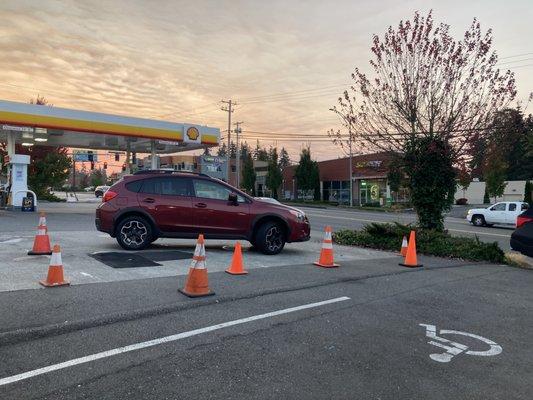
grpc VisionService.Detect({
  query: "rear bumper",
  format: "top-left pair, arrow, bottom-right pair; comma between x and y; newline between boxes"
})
95,206 -> 115,236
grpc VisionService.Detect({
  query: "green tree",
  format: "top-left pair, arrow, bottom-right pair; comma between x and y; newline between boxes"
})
484,145 -> 508,202
524,180 -> 532,205
28,151 -> 71,196
403,138 -> 456,230
457,164 -> 471,198
253,140 -> 268,161
387,156 -> 404,197
217,143 -> 227,157
229,141 -> 237,159
330,11 -> 516,230
90,169 -> 107,187
266,147 -> 283,199
278,147 -> 291,169
483,187 -> 490,204
295,147 -> 320,200
241,153 -> 256,195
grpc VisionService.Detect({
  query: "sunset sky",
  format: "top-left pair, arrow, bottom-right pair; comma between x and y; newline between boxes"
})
0,0 -> 531,161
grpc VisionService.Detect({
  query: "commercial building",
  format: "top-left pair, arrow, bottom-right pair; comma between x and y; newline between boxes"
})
282,152 -> 407,205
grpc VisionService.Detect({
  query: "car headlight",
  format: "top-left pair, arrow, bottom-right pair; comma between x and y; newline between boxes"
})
467,210 -> 472,214
289,210 -> 306,222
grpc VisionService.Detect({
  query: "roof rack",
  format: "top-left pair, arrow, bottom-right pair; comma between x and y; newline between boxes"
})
133,169 -> 210,177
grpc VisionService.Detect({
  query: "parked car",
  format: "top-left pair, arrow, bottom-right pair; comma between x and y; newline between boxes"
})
466,202 -> 529,227
510,207 -> 533,257
94,185 -> 111,198
84,186 -> 95,192
95,170 -> 310,254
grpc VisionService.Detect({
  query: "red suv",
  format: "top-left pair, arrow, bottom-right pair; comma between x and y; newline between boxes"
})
95,170 -> 310,254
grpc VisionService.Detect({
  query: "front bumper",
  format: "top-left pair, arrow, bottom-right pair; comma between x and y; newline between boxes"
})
466,214 -> 473,222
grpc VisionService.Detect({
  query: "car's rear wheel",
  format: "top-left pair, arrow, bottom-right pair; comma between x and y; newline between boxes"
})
116,216 -> 152,250
472,215 -> 485,227
255,221 -> 286,255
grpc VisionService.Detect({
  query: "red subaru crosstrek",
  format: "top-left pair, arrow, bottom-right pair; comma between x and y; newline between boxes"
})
95,170 -> 310,254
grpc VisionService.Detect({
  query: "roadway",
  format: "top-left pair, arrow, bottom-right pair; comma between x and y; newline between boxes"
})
297,206 -> 513,251
0,259 -> 531,399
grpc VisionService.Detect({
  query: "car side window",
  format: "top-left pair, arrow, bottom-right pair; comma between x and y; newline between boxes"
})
522,203 -> 529,210
509,203 -> 517,211
490,203 -> 506,211
193,179 -> 245,202
139,178 -> 191,196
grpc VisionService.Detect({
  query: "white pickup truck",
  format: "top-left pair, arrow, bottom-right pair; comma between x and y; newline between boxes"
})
466,202 -> 529,227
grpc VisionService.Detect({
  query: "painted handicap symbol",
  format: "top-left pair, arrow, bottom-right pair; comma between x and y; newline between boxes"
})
420,324 -> 502,363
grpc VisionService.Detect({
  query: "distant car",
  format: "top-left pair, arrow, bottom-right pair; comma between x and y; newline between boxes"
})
94,185 -> 111,198
254,197 -> 281,205
510,207 -> 533,257
466,202 -> 529,227
84,186 -> 95,192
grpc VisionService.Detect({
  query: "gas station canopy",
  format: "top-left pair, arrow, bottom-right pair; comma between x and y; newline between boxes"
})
0,99 -> 220,153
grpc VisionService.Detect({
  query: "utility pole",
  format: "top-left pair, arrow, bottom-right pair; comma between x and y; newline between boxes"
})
234,121 -> 243,188
221,100 -> 235,183
349,129 -> 353,207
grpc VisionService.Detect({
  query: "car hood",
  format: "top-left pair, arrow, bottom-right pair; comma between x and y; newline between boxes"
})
467,208 -> 487,214
253,199 -> 304,214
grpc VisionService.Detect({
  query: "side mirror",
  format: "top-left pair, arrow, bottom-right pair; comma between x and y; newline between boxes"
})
228,192 -> 238,205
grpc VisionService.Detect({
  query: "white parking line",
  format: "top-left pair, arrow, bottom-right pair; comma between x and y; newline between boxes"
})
305,212 -> 511,238
0,296 -> 350,386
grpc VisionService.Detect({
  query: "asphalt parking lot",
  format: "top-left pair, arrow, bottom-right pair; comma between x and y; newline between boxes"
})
0,202 -> 531,399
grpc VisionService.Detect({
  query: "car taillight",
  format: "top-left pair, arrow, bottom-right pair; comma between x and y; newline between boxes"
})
102,190 -> 118,202
516,215 -> 533,228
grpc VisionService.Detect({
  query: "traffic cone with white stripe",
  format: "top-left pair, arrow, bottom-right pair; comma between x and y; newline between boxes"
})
38,212 -> 48,233
399,230 -> 423,268
28,224 -> 52,255
179,234 -> 215,297
39,244 -> 70,287
314,226 -> 339,268
400,235 -> 408,257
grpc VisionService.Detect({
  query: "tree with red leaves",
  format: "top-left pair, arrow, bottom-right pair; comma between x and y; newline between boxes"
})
330,11 -> 517,229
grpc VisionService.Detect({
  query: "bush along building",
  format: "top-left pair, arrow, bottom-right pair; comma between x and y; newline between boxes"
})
282,152 -> 409,206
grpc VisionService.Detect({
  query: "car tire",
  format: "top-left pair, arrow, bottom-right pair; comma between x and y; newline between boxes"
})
472,215 -> 485,227
254,221 -> 286,255
115,216 -> 152,250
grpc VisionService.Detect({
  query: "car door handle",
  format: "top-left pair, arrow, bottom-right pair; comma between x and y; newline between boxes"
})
142,198 -> 155,203
194,203 -> 207,208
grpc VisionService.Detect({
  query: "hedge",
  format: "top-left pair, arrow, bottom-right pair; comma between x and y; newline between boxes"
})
333,222 -> 505,263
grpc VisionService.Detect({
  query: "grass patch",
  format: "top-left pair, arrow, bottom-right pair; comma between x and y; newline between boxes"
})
334,222 -> 505,263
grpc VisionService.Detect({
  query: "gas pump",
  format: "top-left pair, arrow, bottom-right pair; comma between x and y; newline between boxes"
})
9,154 -> 31,208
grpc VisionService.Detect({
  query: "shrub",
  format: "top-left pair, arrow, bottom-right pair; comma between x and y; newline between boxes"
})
455,198 -> 468,205
334,222 -> 505,263
39,192 -> 65,202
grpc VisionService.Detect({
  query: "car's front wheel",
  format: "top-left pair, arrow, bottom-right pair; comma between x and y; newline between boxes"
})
116,216 -> 152,250
255,221 -> 286,255
472,215 -> 485,227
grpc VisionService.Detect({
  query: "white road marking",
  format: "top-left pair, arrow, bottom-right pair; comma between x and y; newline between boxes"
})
446,228 -> 511,238
0,296 -> 350,386
79,272 -> 94,278
305,212 -> 511,238
0,238 -> 24,244
420,323 -> 502,363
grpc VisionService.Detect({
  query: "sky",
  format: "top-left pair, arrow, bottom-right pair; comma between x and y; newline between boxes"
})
0,0 -> 532,162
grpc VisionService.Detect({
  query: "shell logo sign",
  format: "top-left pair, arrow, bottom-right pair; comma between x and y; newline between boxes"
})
185,126 -> 200,142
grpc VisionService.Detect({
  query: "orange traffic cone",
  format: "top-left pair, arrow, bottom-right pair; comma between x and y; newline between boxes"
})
399,230 -> 423,268
179,234 -> 215,297
39,245 -> 70,287
400,235 -> 408,257
226,242 -> 248,275
28,224 -> 52,255
314,226 -> 339,268
38,212 -> 48,233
